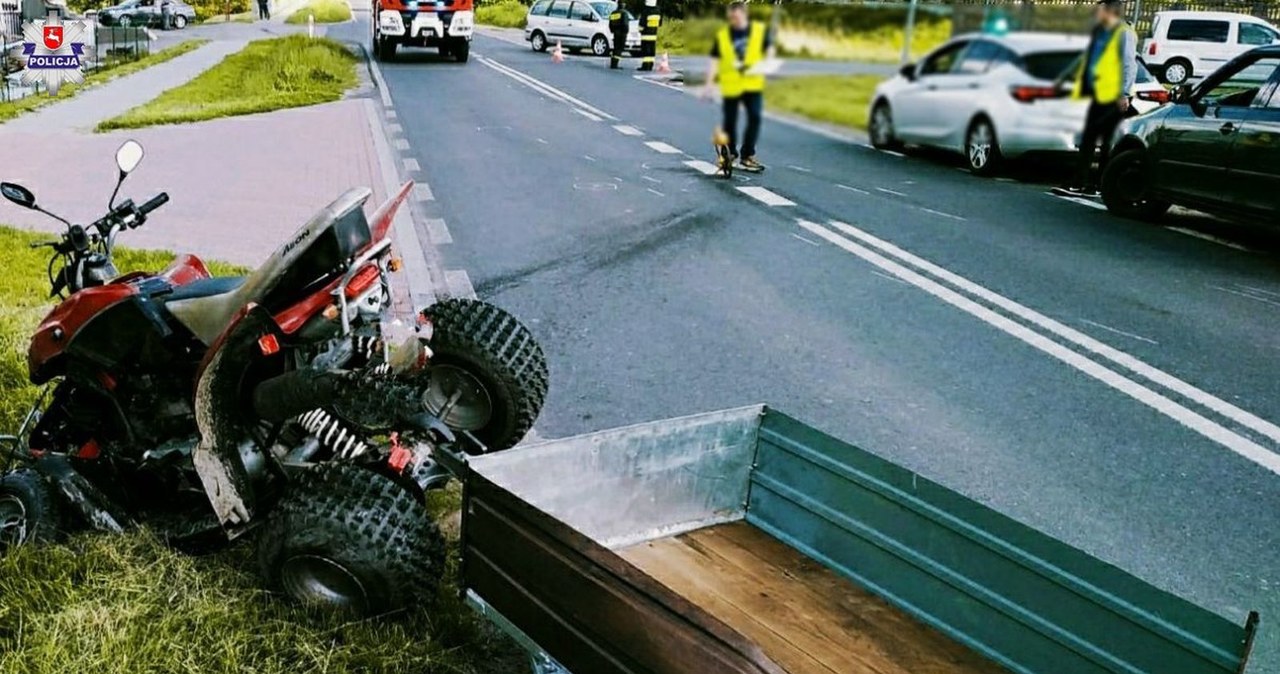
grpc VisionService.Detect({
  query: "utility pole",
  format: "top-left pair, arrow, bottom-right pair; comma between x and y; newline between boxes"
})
900,0 -> 919,65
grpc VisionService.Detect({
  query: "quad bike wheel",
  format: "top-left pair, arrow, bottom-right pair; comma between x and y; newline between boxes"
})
257,463 -> 446,614
421,298 -> 548,451
0,469 -> 65,551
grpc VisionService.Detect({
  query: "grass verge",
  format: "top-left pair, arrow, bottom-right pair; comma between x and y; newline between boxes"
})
766,74 -> 882,131
285,0 -> 353,24
0,224 -> 520,673
0,40 -> 209,125
658,13 -> 949,63
476,0 -> 526,29
97,35 -> 358,131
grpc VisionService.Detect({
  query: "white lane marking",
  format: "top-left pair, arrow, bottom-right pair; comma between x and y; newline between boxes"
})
423,218 -> 452,245
574,108 -> 603,122
1241,284 -> 1280,299
1079,319 -> 1159,345
880,150 -> 906,158
790,233 -> 821,246
1166,227 -> 1253,252
444,269 -> 476,299
645,141 -> 683,154
920,207 -> 966,221
366,46 -> 394,108
824,219 -> 1280,454
1049,191 -> 1107,210
1211,285 -> 1280,309
387,122 -> 403,134
837,184 -> 870,195
871,269 -> 909,285
414,184 -> 434,201
478,56 -> 619,121
788,165 -> 812,173
876,187 -> 907,197
634,75 -> 683,91
393,138 -> 410,151
385,109 -> 397,120
737,186 -> 795,206
647,188 -> 666,197
613,124 -> 644,136
403,157 -> 420,172
684,159 -> 719,175
799,219 -> 1280,476
641,175 -> 663,184
764,109 -> 863,145
583,154 -> 597,162
536,138 -> 549,144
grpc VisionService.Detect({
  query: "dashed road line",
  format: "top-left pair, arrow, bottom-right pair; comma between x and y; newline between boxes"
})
393,138 -> 410,151
634,75 -> 683,92
737,186 -> 795,206
837,184 -> 870,195
583,154 -> 597,162
414,183 -> 434,201
1210,285 -> 1280,309
387,122 -> 403,135
790,233 -> 820,246
613,124 -> 644,136
684,159 -> 719,175
876,187 -> 907,197
645,141 -> 683,154
423,217 -> 452,245
574,108 -> 604,122
1079,318 -> 1159,345
1048,191 -> 1107,210
444,269 -> 477,299
403,157 -> 420,172
879,149 -> 906,158
536,138 -> 549,144
788,165 -> 812,173
385,110 -> 397,120
647,188 -> 666,197
1166,227 -> 1253,252
920,207 -> 966,221
641,175 -> 663,184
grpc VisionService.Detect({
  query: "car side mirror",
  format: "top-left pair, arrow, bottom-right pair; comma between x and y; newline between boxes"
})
0,182 -> 37,210
899,62 -> 916,81
1171,84 -> 1193,104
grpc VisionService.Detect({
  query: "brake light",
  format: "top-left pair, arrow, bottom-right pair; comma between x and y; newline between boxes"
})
1148,42 -> 1158,56
344,264 -> 381,299
1137,89 -> 1170,103
1010,85 -> 1064,103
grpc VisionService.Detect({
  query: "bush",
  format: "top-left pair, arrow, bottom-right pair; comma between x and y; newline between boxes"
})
475,0 -> 528,28
191,0 -> 252,22
284,0 -> 353,24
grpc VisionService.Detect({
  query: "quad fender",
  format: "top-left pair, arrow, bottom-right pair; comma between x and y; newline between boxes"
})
369,180 -> 414,243
192,304 -> 285,535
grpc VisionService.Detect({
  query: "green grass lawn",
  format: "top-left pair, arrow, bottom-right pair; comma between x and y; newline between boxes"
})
0,224 -> 521,673
97,35 -> 358,131
285,0 -> 353,24
475,0 -> 526,28
0,40 -> 208,125
767,74 -> 883,131
658,14 -> 949,63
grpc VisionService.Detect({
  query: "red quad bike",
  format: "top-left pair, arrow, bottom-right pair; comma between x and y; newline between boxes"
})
0,141 -> 547,614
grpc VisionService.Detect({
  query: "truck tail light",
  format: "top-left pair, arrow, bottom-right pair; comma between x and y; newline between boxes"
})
1136,89 -> 1170,103
1148,42 -> 1158,56
1010,85 -> 1065,103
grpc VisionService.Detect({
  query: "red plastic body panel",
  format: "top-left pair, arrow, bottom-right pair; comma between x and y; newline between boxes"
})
159,254 -> 212,287
28,283 -> 138,379
380,0 -> 473,11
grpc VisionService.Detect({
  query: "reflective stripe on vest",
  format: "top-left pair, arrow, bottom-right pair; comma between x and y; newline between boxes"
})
1073,23 -> 1132,104
717,22 -> 765,97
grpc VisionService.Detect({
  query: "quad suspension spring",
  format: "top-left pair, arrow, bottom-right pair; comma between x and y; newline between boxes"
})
296,408 -> 369,459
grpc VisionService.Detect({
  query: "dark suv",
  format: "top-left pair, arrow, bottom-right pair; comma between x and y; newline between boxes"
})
1102,45 -> 1280,224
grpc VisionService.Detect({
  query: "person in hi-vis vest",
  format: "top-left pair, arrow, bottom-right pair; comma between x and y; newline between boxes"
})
1061,0 -> 1137,196
701,1 -> 774,172
609,3 -> 630,70
637,0 -> 661,71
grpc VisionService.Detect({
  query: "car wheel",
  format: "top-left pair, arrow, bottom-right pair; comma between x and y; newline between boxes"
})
1162,58 -> 1192,85
376,36 -> 396,62
530,30 -> 547,52
454,39 -> 470,63
173,14 -> 187,28
965,117 -> 1003,176
591,34 -> 609,57
1101,148 -> 1171,221
868,101 -> 901,151
0,469 -> 66,553
118,14 -> 131,26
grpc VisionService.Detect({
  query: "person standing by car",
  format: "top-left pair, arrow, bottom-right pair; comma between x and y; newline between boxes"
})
609,2 -> 629,70
257,0 -> 270,20
160,0 -> 172,29
1059,0 -> 1137,197
701,1 -> 774,172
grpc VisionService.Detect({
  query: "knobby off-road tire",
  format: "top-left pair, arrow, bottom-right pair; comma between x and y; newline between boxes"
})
422,298 -> 548,451
257,463 -> 446,615
0,469 -> 65,551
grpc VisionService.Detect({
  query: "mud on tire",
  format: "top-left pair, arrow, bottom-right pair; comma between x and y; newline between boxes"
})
257,463 -> 446,615
0,469 -> 66,550
422,298 -> 548,451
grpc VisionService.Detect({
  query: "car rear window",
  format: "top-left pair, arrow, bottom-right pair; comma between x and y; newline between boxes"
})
1167,19 -> 1229,43
1020,50 -> 1080,80
529,0 -> 549,15
1239,23 -> 1279,46
591,2 -> 612,17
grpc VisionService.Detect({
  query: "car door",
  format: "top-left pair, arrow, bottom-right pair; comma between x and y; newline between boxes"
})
892,39 -> 970,142
566,1 -> 596,47
1152,53 -> 1280,206
929,40 -> 1010,148
526,0 -> 550,38
1224,62 -> 1280,217
544,0 -> 571,43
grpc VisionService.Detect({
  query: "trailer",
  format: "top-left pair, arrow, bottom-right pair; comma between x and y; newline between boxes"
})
449,405 -> 1261,674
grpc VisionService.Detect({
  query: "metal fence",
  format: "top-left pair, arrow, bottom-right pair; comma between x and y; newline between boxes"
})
945,0 -> 1280,36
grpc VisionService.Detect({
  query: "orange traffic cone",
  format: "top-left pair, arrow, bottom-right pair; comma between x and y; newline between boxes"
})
657,51 -> 671,74
552,40 -> 564,63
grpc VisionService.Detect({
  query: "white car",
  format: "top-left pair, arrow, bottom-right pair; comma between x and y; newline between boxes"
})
1141,10 -> 1280,85
868,32 -> 1170,176
525,0 -> 641,58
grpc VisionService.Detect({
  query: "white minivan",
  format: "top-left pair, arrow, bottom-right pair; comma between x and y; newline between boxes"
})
525,0 -> 641,58
1141,10 -> 1280,84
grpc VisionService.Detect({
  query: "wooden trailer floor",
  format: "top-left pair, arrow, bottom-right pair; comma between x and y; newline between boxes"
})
619,522 -> 1007,674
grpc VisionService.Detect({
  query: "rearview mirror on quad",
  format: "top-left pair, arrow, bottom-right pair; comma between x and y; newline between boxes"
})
0,182 -> 37,210
115,140 -> 145,176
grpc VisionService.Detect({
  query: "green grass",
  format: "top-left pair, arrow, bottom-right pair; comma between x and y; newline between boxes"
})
0,225 -> 517,672
285,0 -> 353,24
475,0 -> 527,28
656,13 -> 949,63
0,40 -> 209,125
202,10 -> 255,23
767,74 -> 883,131
97,36 -> 358,131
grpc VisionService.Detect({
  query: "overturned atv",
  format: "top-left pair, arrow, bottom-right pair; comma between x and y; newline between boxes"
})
0,141 -> 547,614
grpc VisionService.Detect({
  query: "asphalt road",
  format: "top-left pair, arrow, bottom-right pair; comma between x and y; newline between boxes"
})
337,16 -> 1280,668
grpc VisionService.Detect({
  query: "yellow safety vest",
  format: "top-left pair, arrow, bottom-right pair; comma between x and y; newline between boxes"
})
1073,22 -> 1133,104
717,22 -> 766,97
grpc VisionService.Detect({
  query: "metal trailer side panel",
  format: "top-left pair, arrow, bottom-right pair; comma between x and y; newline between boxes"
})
746,410 -> 1258,674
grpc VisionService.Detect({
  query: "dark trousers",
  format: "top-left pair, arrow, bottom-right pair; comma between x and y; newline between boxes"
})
1075,100 -> 1123,189
722,91 -> 763,158
610,33 -> 626,69
257,0 -> 270,19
